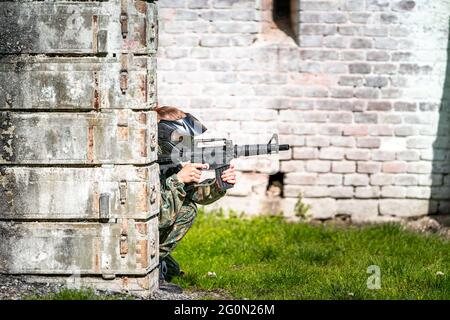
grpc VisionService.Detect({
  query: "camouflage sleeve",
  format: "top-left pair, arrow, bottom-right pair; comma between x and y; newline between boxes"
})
159,174 -> 186,229
189,178 -> 226,205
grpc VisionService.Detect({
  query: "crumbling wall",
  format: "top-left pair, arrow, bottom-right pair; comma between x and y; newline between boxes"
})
0,0 -> 159,296
157,0 -> 450,222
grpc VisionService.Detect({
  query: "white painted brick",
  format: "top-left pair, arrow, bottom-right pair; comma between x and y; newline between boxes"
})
293,147 -> 318,160
344,174 -> 370,186
332,161 -> 356,173
158,0 -> 186,8
407,162 -> 432,174
396,150 -> 420,161
394,174 -> 418,186
279,198 -> 298,217
156,0 -> 450,218
227,172 -> 268,197
381,186 -> 406,198
345,149 -> 370,160
200,35 -> 231,47
330,136 -> 355,147
372,150 -> 396,161
370,173 -> 394,186
306,136 -> 330,147
357,161 -> 381,174
355,186 -> 380,198
316,174 -> 343,185
285,173 -> 317,185
406,187 -> 431,199
319,147 -> 345,160
336,200 -> 379,219
280,160 -> 305,173
418,174 -> 443,186
379,200 -> 437,217
302,198 -> 337,220
279,135 -> 305,147
329,186 -> 354,198
298,186 -> 331,198
306,160 -> 331,173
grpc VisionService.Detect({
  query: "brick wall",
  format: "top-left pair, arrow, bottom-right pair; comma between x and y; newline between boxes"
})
157,0 -> 450,222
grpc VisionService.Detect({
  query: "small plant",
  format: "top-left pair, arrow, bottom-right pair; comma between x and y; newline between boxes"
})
294,193 -> 311,220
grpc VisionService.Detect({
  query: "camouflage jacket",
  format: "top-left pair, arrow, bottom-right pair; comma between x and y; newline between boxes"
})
158,169 -> 226,229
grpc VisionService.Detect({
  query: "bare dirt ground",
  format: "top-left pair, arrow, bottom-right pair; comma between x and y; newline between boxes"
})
0,274 -> 229,300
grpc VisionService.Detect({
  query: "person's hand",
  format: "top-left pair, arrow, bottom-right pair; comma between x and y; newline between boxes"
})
176,163 -> 208,184
221,164 -> 237,185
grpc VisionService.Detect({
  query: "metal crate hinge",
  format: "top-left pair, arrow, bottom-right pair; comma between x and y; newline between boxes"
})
119,180 -> 127,205
120,233 -> 128,257
120,54 -> 128,95
99,193 -> 110,222
120,0 -> 128,39
120,220 -> 129,258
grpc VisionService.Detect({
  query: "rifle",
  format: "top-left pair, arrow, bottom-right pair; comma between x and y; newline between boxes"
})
158,133 -> 290,191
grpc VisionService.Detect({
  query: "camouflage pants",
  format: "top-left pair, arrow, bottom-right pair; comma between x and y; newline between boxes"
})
159,203 -> 197,276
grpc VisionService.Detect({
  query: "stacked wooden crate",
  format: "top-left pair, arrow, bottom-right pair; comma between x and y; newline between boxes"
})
0,0 -> 160,297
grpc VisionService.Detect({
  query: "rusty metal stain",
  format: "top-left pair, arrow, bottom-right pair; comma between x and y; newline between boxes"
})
137,111 -> 147,124
87,125 -> 95,163
135,0 -> 147,13
120,54 -> 129,95
119,235 -> 128,257
136,183 -> 148,213
117,126 -> 129,141
142,18 -> 147,48
92,71 -> 100,110
137,240 -> 148,269
141,73 -> 148,103
92,15 -> 99,54
137,275 -> 149,290
136,167 -> 148,180
94,238 -> 100,274
138,129 -> 147,158
120,71 -> 128,95
136,222 -> 148,236
117,109 -> 128,126
122,276 -> 129,289
121,219 -> 129,236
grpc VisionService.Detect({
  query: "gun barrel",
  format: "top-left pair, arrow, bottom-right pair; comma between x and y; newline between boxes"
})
234,143 -> 290,158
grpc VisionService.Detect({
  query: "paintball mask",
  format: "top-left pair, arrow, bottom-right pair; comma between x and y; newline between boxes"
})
157,113 -> 207,162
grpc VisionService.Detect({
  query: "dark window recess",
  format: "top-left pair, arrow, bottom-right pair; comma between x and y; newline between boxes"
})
267,172 -> 285,198
273,0 -> 296,40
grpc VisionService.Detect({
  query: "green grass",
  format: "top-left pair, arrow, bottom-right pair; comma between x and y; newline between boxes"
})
170,211 -> 450,300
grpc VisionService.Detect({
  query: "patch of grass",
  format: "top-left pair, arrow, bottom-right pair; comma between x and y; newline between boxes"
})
171,210 -> 450,300
26,288 -> 133,300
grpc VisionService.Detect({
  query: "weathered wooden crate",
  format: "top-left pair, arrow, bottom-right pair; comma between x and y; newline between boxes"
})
0,110 -> 157,164
0,0 -> 160,298
0,218 -> 158,276
0,55 -> 157,110
0,0 -> 158,55
0,164 -> 160,220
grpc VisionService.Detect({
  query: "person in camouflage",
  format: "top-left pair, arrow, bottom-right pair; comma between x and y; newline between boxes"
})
155,106 -> 237,284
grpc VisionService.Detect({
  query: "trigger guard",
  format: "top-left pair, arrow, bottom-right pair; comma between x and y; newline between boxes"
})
196,178 -> 215,187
